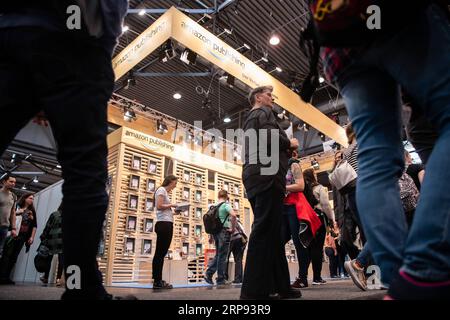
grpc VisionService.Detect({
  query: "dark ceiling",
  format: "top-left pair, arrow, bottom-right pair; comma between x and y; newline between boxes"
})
113,0 -> 345,132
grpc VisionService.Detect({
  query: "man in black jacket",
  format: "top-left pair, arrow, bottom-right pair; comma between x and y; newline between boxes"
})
0,0 -> 128,299
240,85 -> 301,300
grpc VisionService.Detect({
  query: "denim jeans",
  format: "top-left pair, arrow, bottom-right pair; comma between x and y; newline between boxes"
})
282,204 -> 303,278
0,28 -> 114,298
206,229 -> 231,284
356,243 -> 371,268
336,4 -> 450,283
0,226 -> 8,258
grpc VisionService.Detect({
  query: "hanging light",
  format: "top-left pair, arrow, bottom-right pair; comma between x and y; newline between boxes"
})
311,159 -> 320,170
21,184 -> 27,190
33,176 -> 39,184
156,119 -> 168,134
123,106 -> 136,122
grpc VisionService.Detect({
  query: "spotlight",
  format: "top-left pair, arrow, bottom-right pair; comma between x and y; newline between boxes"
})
311,159 -> 320,170
122,25 -> 129,33
124,71 -> 136,90
56,164 -> 61,169
318,132 -> 326,141
11,153 -> 16,163
138,9 -> 146,16
33,176 -> 39,184
270,34 -> 280,46
123,106 -> 136,122
173,93 -> 182,100
159,40 -> 176,63
269,67 -> 282,74
223,116 -> 231,123
236,43 -> 251,53
180,49 -> 197,65
157,119 -> 168,134
303,123 -> 309,132
21,184 -> 27,190
319,76 -> 325,83
218,28 -> 233,37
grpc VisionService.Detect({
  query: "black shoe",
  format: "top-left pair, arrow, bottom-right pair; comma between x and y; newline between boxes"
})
240,293 -> 281,300
0,278 -> 15,285
292,277 -> 308,288
312,278 -> 327,285
153,280 -> 173,289
279,288 -> 302,299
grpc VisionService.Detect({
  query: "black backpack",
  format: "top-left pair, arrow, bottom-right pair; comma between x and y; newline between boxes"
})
203,202 -> 228,235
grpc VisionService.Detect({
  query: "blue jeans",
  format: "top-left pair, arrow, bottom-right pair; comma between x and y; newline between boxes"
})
282,205 -> 303,278
206,229 -> 231,284
336,4 -> 450,284
0,226 -> 8,258
356,243 -> 371,268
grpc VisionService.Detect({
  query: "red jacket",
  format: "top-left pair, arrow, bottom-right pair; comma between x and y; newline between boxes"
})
285,192 -> 322,237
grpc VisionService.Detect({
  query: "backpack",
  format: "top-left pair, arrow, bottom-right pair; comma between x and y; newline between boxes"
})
203,202 -> 228,235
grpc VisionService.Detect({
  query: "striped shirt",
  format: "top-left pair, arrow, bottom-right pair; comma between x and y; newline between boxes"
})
343,142 -> 358,173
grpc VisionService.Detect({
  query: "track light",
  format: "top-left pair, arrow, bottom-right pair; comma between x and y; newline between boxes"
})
311,159 -> 320,170
11,153 -> 16,163
33,176 -> 39,184
124,71 -> 136,90
269,67 -> 282,74
180,49 -> 197,65
236,43 -> 251,53
157,119 -> 168,134
318,132 -> 326,141
21,184 -> 27,190
217,28 -> 233,38
138,9 -> 146,16
123,106 -> 136,122
159,40 -> 176,63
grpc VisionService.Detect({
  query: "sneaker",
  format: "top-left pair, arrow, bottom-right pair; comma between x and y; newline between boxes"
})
216,280 -> 232,287
153,280 -> 173,289
292,277 -> 308,288
279,287 -> 302,299
312,278 -> 326,285
204,274 -> 214,285
387,270 -> 450,300
345,260 -> 367,291
40,276 -> 48,284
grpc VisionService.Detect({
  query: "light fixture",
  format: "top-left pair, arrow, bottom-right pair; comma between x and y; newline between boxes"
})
173,93 -> 182,100
236,43 -> 251,53
303,123 -> 309,132
311,159 -> 320,170
123,106 -> 136,122
318,132 -> 326,141
21,184 -> 27,190
180,49 -> 197,65
156,119 -> 168,134
319,76 -> 325,83
223,116 -> 231,123
218,28 -> 233,37
270,34 -> 280,46
269,67 -> 283,74
33,176 -> 39,184
233,147 -> 241,161
56,164 -> 61,169
138,9 -> 146,16
124,71 -> 136,90
186,130 -> 194,142
226,74 -> 235,87
211,136 -> 220,152
11,153 -> 16,163
159,40 -> 176,63
122,25 -> 129,33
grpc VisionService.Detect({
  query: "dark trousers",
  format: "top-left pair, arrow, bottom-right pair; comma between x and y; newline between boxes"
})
152,222 -> 173,282
44,253 -> 64,280
241,186 -> 291,297
336,243 -> 348,276
282,204 -> 303,278
325,247 -> 339,277
0,28 -> 115,299
225,237 -> 246,283
0,236 -> 25,280
298,215 -> 326,281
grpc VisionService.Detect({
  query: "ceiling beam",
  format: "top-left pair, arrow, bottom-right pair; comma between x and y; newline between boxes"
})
134,72 -> 211,78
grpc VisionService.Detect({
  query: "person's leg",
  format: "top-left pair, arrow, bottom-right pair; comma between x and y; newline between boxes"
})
241,187 -> 291,297
152,222 -> 171,282
0,227 -> 8,258
233,240 -> 244,283
0,237 -> 25,281
379,4 -> 450,289
285,205 -> 303,279
311,224 -> 326,282
217,230 -> 231,284
298,244 -> 311,282
24,29 -> 115,298
355,243 -> 372,268
325,248 -> 336,277
338,62 -> 407,285
205,234 -> 220,281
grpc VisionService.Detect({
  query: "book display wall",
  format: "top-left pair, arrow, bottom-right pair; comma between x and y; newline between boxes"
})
101,142 -> 164,284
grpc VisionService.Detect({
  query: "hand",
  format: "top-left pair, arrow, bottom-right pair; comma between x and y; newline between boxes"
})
27,238 -> 34,245
11,229 -> 17,238
290,138 -> 299,149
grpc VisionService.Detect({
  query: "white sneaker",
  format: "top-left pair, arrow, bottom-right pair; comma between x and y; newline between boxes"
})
344,260 -> 367,291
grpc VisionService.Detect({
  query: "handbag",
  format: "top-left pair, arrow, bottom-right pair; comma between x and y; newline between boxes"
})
328,160 -> 357,190
34,242 -> 52,273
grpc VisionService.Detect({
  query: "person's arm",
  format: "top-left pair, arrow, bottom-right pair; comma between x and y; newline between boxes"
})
156,193 -> 176,210
28,227 -> 37,245
319,186 -> 335,224
286,162 -> 305,192
418,169 -> 425,185
10,205 -> 17,238
258,109 -> 291,151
